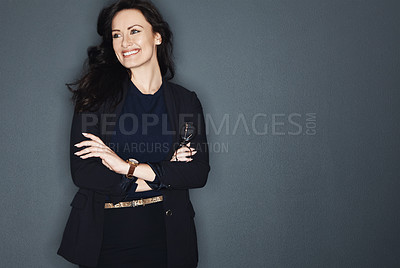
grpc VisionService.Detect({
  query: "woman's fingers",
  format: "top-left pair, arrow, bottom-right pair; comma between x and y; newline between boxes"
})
170,143 -> 197,162
78,151 -> 102,159
176,150 -> 197,158
74,146 -> 106,156
74,140 -> 104,148
76,144 -> 117,159
175,144 -> 195,154
73,134 -> 127,174
82,132 -> 106,145
74,139 -> 111,156
177,150 -> 197,162
171,147 -> 197,162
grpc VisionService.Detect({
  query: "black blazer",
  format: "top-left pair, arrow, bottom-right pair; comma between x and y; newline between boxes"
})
57,80 -> 210,268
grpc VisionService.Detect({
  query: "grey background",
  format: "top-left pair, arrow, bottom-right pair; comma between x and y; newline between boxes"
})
1,0 -> 399,267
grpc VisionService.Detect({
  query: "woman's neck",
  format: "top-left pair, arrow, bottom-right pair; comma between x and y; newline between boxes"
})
130,64 -> 163,95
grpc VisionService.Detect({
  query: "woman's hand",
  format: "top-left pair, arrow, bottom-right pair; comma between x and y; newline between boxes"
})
135,143 -> 196,192
170,142 -> 197,162
74,133 -> 129,175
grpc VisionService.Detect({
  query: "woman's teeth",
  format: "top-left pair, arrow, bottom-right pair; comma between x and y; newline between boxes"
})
123,50 -> 139,56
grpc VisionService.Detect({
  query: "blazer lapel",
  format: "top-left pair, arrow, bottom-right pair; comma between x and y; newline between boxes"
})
103,77 -> 129,145
163,81 -> 180,158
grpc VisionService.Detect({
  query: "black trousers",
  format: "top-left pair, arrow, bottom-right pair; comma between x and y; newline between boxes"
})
79,202 -> 167,268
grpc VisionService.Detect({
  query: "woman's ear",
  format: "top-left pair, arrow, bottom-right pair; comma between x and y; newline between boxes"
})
155,32 -> 162,45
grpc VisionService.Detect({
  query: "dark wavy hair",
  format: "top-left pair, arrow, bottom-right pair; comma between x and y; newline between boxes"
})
69,0 -> 174,113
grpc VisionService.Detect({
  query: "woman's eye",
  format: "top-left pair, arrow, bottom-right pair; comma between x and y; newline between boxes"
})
131,29 -> 140,34
112,33 -> 121,39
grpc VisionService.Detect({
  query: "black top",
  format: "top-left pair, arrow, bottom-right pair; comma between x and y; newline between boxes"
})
110,79 -> 173,199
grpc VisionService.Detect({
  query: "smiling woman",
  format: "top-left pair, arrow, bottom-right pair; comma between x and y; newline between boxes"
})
57,1 -> 210,268
112,9 -> 162,78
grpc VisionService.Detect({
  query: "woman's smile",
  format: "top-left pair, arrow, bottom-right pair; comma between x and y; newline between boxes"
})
122,48 -> 140,57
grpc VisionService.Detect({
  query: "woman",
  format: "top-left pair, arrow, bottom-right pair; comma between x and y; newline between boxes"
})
57,0 -> 210,267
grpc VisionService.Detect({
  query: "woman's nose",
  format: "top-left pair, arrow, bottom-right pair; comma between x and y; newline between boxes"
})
122,35 -> 133,48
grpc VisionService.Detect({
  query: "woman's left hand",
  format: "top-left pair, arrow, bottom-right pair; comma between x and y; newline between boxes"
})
170,142 -> 197,162
74,133 -> 129,175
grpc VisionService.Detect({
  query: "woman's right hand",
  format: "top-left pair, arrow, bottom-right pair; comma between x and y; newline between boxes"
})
170,142 -> 197,162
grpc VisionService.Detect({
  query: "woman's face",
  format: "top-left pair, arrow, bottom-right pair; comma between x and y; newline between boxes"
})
111,9 -> 161,71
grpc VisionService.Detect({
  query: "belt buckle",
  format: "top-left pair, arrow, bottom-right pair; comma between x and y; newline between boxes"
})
133,199 -> 144,207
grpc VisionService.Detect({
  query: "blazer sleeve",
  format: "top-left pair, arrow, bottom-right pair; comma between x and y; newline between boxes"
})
69,110 -> 128,197
148,92 -> 210,190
